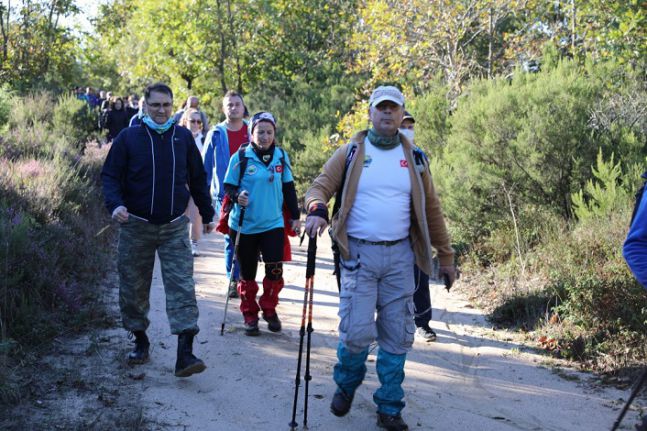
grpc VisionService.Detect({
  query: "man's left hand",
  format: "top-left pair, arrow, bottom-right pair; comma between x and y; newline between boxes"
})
203,222 -> 216,234
439,265 -> 457,291
290,219 -> 301,235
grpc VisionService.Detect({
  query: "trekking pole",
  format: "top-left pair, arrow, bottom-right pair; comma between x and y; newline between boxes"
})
302,235 -> 317,429
611,368 -> 647,431
220,206 -> 246,336
289,235 -> 317,430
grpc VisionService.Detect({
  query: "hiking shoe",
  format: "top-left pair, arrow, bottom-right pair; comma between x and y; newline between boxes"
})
262,313 -> 282,332
415,325 -> 437,342
330,389 -> 353,417
174,332 -> 206,377
191,241 -> 200,257
244,320 -> 260,336
127,331 -> 150,365
228,280 -> 239,298
377,412 -> 409,431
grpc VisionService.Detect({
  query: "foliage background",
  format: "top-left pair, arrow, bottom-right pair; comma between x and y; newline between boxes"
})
0,0 -> 646,373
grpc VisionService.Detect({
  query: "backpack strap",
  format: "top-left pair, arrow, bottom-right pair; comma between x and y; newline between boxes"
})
331,143 -> 358,218
236,143 -> 250,187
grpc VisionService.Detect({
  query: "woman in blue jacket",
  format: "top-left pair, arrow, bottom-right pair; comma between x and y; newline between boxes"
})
223,112 -> 300,336
624,178 -> 647,289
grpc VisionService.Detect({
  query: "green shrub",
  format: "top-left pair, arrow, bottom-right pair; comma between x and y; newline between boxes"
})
7,92 -> 53,130
0,144 -> 114,351
293,127 -> 338,199
441,60 -> 646,250
52,94 -> 98,155
0,85 -> 11,131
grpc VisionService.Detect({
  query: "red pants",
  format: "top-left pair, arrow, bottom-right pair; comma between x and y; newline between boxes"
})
238,278 -> 283,324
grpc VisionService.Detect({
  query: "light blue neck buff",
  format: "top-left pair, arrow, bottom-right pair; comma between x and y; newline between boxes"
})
143,115 -> 175,134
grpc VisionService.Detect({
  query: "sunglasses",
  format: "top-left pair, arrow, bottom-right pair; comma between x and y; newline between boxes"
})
189,119 -> 202,124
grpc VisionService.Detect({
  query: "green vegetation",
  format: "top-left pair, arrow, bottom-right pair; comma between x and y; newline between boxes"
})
0,92 -> 115,401
0,0 -> 645,374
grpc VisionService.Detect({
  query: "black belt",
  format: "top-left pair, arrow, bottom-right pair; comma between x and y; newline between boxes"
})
348,236 -> 407,247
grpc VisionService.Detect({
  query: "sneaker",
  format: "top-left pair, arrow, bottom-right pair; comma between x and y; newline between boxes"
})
228,280 -> 239,298
262,313 -> 282,332
330,389 -> 353,417
415,325 -> 437,342
243,320 -> 260,336
377,412 -> 409,431
191,241 -> 200,257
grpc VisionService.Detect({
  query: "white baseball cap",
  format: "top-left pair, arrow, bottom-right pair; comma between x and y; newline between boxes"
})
369,86 -> 405,107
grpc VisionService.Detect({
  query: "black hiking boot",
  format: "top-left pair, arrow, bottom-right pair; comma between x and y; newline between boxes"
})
377,412 -> 409,431
262,313 -> 282,332
330,389 -> 354,417
174,332 -> 206,377
228,280 -> 239,298
127,331 -> 150,365
243,320 -> 260,336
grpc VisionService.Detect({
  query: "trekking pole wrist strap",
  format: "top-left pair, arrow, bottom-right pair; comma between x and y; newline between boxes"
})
307,202 -> 329,222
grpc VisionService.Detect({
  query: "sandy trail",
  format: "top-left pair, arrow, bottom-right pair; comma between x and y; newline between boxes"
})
136,232 -> 643,431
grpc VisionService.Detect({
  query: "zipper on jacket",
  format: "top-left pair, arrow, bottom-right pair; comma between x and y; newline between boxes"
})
170,126 -> 176,216
145,126 -> 156,216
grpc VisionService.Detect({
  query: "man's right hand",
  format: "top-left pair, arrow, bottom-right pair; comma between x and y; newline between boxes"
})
112,206 -> 129,223
238,190 -> 249,207
305,215 -> 328,238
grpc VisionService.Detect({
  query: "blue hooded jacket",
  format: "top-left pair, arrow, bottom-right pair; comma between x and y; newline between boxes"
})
202,120 -> 250,204
101,123 -> 215,225
624,188 -> 647,289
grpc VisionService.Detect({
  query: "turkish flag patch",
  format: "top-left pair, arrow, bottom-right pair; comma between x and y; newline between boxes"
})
275,165 -> 283,173
400,160 -> 408,167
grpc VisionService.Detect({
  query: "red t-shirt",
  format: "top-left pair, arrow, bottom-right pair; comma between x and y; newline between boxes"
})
227,124 -> 248,157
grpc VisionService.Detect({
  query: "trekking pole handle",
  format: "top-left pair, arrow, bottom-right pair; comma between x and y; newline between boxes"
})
306,235 -> 317,278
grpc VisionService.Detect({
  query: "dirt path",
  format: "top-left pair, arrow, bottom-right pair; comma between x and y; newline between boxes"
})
132,232 -> 643,431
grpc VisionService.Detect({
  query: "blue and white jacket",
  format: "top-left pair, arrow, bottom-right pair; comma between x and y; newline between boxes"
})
101,123 -> 215,225
202,120 -> 250,204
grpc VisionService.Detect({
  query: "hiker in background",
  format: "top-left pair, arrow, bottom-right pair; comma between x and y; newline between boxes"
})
180,108 -> 207,256
203,90 -> 250,299
129,98 -> 145,127
101,82 -> 215,378
127,94 -> 139,118
174,96 -> 209,134
624,178 -> 647,289
399,111 -> 438,342
305,86 -> 456,431
105,97 -> 130,143
83,87 -> 99,108
621,177 -> 647,431
222,112 -> 299,336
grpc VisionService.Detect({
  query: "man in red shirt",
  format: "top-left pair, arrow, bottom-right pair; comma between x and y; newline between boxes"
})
203,91 -> 250,298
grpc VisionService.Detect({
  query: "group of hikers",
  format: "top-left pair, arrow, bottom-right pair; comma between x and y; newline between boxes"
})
99,80 -> 647,431
99,81 -> 455,430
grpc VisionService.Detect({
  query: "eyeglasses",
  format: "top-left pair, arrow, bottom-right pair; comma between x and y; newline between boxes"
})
189,119 -> 202,124
147,102 -> 173,109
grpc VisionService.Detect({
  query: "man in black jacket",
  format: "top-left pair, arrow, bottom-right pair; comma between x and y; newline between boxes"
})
101,82 -> 216,378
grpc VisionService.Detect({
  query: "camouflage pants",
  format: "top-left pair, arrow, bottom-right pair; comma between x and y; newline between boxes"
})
117,215 -> 199,335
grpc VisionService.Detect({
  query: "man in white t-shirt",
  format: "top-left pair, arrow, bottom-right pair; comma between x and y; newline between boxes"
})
305,86 -> 456,431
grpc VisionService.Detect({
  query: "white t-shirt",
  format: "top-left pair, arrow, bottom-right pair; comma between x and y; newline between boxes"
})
346,138 -> 412,241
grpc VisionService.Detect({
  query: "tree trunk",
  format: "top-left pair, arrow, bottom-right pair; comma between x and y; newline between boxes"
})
571,0 -> 577,58
216,0 -> 227,94
487,7 -> 493,79
227,0 -> 243,94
